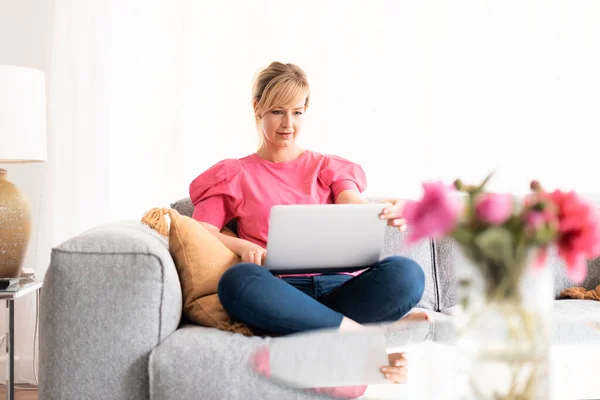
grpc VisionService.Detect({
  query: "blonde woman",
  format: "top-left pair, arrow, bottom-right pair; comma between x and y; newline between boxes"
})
190,62 -> 427,388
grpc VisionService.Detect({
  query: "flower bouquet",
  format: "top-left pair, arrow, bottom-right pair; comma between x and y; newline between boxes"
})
402,174 -> 600,399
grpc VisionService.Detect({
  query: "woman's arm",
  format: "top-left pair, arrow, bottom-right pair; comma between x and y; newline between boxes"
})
200,222 -> 259,255
336,190 -> 407,230
200,221 -> 267,265
335,190 -> 368,204
220,226 -> 238,238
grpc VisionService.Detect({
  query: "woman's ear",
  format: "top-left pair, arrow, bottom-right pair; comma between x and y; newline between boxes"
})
253,100 -> 261,118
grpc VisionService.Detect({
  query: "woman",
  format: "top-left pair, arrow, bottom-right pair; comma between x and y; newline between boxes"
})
190,62 -> 427,385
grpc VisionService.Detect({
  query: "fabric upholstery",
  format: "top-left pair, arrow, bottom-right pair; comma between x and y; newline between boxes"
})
171,197 -> 195,218
433,237 -> 600,312
39,221 -> 182,400
429,302 -> 600,345
380,228 -> 436,310
430,237 -> 459,312
149,326 -> 324,400
551,247 -> 600,297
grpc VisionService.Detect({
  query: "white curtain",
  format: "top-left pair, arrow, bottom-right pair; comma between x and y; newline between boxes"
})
47,0 -> 600,231
4,0 -> 600,384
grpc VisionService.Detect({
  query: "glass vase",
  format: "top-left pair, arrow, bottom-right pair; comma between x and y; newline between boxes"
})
454,248 -> 554,400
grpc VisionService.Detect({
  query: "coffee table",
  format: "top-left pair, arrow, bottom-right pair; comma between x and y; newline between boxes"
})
362,316 -> 600,399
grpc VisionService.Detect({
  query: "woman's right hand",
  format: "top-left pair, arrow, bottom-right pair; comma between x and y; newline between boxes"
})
240,243 -> 267,266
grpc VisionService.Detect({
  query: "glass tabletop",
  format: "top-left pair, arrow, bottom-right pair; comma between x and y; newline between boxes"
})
364,316 -> 600,399
258,313 -> 600,399
0,278 -> 43,300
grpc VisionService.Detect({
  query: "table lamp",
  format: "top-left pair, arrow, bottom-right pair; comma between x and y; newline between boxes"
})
0,65 -> 47,278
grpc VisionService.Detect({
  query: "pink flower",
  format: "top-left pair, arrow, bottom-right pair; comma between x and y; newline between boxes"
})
475,193 -> 513,225
526,211 -> 546,229
403,182 -> 461,244
524,208 -> 559,233
525,209 -> 559,270
550,190 -> 600,284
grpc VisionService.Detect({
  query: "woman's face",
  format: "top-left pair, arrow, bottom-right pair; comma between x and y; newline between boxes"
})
258,99 -> 306,148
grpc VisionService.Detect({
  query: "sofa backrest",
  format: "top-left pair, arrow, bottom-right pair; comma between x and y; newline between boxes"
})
171,197 -> 600,312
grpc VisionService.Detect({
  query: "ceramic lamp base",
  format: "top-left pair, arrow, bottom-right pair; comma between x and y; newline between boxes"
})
0,168 -> 31,278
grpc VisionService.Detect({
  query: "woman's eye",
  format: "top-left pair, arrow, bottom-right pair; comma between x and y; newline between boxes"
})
272,110 -> 282,115
294,111 -> 303,115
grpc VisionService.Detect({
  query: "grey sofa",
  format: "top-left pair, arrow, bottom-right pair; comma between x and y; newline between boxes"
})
39,197 -> 600,400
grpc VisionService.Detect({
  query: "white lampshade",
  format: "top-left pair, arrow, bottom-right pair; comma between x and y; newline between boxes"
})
0,65 -> 47,163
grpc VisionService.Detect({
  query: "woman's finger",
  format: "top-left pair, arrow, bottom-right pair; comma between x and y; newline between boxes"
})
382,366 -> 408,375
383,373 -> 408,384
388,357 -> 408,368
392,218 -> 407,227
388,352 -> 408,365
381,211 -> 398,219
381,211 -> 401,221
381,366 -> 408,383
387,218 -> 407,228
381,203 -> 404,219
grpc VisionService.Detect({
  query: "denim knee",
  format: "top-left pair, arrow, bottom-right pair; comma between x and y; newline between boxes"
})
217,262 -> 265,306
379,256 -> 426,305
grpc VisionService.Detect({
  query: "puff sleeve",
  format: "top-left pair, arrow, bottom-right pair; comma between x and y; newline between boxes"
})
318,155 -> 367,201
189,159 -> 241,230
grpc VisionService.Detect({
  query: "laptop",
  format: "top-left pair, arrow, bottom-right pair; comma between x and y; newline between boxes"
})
264,203 -> 389,274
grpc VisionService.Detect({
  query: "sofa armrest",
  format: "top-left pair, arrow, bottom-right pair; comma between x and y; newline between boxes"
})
40,221 -> 182,400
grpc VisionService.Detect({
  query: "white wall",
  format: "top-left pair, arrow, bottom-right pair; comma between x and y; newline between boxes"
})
178,0 -> 600,200
0,0 -> 54,384
40,0 -> 600,232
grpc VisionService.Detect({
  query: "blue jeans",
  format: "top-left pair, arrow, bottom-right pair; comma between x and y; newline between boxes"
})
217,256 -> 426,335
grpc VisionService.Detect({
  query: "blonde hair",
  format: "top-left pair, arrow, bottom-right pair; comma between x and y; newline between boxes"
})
252,62 -> 310,146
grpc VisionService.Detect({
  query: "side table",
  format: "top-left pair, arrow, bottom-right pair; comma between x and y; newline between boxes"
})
0,279 -> 43,400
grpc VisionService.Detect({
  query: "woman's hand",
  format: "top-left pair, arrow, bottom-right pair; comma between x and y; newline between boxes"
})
380,199 -> 407,231
240,243 -> 267,266
381,352 -> 409,384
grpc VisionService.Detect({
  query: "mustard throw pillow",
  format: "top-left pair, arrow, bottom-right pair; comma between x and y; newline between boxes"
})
142,207 -> 253,336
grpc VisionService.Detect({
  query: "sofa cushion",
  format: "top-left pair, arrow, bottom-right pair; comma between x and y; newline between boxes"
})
434,237 -> 600,312
171,197 -> 194,218
435,301 -> 600,344
380,228 -> 436,310
149,326 -> 326,400
551,247 -> 600,297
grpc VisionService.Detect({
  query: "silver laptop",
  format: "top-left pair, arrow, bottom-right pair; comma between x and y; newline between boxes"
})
264,203 -> 389,274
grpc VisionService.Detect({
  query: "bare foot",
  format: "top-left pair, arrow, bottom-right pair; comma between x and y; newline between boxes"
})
399,311 -> 431,323
339,316 -> 363,331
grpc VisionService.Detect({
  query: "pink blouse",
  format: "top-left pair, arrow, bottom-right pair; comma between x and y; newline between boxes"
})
190,150 -> 367,250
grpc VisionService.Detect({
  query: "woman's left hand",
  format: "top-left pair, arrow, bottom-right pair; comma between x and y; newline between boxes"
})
381,352 -> 409,384
380,200 -> 407,231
